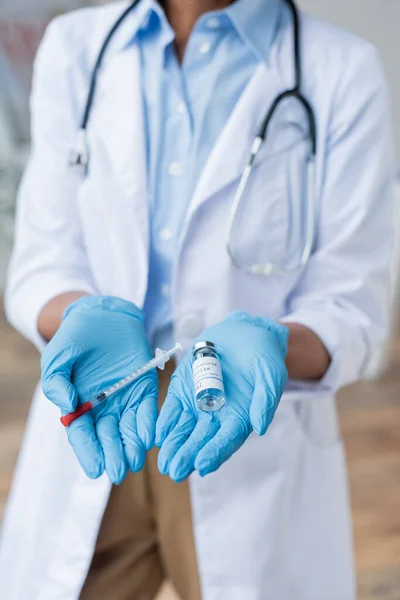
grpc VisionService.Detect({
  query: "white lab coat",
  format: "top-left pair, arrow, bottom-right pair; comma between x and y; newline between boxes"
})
0,2 -> 394,599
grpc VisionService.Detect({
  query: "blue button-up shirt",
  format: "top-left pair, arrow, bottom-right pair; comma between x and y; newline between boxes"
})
135,0 -> 282,348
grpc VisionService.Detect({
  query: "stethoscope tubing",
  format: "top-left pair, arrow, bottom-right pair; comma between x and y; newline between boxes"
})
226,0 -> 317,274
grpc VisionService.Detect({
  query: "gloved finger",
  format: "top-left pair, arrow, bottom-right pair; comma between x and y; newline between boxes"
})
168,414 -> 219,483
155,392 -> 183,447
96,415 -> 127,485
119,406 -> 146,473
67,413 -> 104,479
250,367 -> 276,436
194,418 -> 248,477
158,411 -> 197,476
42,373 -> 78,412
136,395 -> 158,450
250,356 -> 287,436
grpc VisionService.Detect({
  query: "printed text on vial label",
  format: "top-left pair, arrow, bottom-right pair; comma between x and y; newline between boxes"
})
193,357 -> 224,394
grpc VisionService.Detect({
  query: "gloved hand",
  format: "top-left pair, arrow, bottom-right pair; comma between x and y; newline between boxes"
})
155,311 -> 288,482
41,296 -> 158,484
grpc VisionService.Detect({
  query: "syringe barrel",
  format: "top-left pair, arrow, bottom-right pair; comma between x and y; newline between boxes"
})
61,344 -> 182,427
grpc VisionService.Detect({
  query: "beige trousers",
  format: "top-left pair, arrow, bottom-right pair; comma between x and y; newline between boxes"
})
80,363 -> 201,600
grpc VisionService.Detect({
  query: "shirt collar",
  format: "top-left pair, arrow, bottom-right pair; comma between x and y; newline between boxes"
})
224,0 -> 283,65
117,0 -> 283,63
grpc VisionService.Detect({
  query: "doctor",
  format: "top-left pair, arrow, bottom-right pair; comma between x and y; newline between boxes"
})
0,0 -> 394,598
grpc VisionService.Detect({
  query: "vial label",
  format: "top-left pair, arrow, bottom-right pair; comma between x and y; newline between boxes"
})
193,357 -> 224,395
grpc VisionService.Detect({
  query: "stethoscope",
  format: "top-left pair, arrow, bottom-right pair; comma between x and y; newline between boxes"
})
69,0 -> 317,276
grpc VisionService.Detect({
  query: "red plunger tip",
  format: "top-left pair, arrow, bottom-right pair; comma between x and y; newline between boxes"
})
60,401 -> 93,427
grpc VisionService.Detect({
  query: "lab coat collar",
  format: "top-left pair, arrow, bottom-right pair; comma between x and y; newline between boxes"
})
181,50 -> 287,240
180,60 -> 283,240
181,5 -> 293,229
99,0 -> 162,58
91,42 -> 149,243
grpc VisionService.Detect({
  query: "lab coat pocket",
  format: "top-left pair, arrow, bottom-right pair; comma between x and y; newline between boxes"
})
288,393 -> 341,449
228,134 -> 311,272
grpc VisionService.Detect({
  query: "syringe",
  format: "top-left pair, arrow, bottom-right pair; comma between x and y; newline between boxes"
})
60,343 -> 182,427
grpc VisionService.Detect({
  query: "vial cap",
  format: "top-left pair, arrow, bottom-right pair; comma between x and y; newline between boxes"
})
193,341 -> 215,355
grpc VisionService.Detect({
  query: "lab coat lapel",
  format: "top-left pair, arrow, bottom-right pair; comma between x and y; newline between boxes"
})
91,44 -> 148,236
182,63 -> 283,231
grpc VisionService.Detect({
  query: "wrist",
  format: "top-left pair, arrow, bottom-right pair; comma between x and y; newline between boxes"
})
38,291 -> 90,342
283,322 -> 331,381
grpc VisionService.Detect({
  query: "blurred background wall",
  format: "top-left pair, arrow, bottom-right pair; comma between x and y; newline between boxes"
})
0,2 -> 399,599
298,0 -> 400,157
0,0 -> 91,286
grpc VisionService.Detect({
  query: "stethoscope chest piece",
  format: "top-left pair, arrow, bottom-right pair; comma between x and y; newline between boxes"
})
69,128 -> 90,172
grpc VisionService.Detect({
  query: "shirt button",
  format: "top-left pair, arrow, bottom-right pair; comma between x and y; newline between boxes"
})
168,162 -> 182,176
206,17 -> 220,28
199,41 -> 211,54
159,227 -> 173,241
161,284 -> 170,297
177,102 -> 186,114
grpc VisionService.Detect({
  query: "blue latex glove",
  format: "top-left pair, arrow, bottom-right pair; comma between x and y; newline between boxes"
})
41,296 -> 158,484
155,311 -> 289,482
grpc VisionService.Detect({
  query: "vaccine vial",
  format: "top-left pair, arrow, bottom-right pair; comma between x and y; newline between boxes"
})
192,341 -> 226,412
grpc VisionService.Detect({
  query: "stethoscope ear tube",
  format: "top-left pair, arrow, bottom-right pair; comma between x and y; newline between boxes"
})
69,0 -> 141,168
225,0 -> 317,277
299,156 -> 316,268
81,0 -> 141,131
226,153 -> 316,277
226,137 -> 262,271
